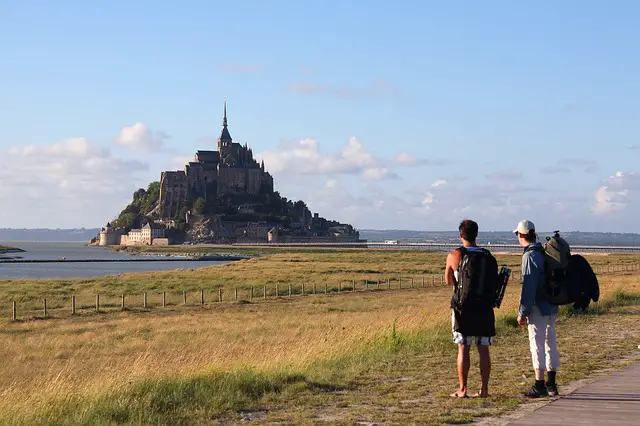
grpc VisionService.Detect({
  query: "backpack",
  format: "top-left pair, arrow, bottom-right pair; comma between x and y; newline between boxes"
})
529,231 -> 576,306
451,247 -> 499,311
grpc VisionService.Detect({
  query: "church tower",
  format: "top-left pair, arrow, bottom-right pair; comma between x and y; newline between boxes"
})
218,101 -> 233,164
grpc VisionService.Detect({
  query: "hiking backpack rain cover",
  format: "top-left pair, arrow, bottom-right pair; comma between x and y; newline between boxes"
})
451,247 -> 498,311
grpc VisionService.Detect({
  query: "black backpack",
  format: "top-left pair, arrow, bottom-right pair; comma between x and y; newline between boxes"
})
451,247 -> 499,311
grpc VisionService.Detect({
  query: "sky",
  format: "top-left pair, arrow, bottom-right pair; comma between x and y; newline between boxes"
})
1,0 -> 639,232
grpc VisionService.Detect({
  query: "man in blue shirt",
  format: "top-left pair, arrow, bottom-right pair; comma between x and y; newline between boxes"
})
515,220 -> 560,398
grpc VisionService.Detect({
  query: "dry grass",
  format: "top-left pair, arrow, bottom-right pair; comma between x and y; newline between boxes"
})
0,250 -> 638,424
2,250 -> 638,319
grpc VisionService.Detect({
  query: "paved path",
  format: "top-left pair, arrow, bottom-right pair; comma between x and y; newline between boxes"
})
509,361 -> 640,425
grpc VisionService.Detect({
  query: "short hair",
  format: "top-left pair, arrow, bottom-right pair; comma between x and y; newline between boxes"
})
518,230 -> 537,243
459,219 -> 478,242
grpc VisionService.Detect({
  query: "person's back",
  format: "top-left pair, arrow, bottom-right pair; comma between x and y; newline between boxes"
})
446,219 -> 497,398
521,243 -> 558,317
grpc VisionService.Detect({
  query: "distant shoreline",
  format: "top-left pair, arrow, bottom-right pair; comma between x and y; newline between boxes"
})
0,246 -> 26,260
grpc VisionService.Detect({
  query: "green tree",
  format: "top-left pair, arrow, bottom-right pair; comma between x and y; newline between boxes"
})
113,212 -> 140,231
193,197 -> 206,215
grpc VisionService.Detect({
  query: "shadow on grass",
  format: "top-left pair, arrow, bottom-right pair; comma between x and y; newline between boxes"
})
561,290 -> 640,319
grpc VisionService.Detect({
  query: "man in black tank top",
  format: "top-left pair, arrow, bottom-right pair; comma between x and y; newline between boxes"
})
445,219 -> 496,398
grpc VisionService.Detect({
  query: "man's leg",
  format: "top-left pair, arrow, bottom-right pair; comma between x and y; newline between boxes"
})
477,344 -> 491,397
452,343 -> 471,397
525,309 -> 549,397
545,314 -> 560,395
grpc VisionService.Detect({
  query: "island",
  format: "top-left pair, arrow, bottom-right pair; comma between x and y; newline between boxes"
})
91,102 -> 364,247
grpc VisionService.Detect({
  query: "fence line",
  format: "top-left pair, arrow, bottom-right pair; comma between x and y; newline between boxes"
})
6,263 -> 639,322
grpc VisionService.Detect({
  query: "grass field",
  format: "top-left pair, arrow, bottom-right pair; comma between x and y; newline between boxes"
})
0,249 -> 639,424
2,249 -> 639,319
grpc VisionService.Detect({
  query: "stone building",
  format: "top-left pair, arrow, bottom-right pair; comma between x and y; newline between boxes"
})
159,102 -> 274,218
120,223 -> 167,246
98,222 -> 122,246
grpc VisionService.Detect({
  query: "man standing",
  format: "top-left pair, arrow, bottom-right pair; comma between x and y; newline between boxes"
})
515,220 -> 560,398
445,219 -> 498,398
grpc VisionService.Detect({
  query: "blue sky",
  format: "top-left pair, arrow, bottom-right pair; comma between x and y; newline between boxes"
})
1,1 -> 639,232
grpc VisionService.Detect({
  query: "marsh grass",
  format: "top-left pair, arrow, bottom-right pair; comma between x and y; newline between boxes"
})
0,250 -> 639,424
2,250 -> 638,320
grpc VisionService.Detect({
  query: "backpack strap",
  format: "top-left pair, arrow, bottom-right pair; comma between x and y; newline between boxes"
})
525,244 -> 544,254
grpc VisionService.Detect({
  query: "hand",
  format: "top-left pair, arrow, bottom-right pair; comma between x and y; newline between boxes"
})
517,315 -> 527,327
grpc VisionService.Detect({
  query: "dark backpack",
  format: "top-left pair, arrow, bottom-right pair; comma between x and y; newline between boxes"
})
451,247 -> 498,311
528,231 -> 577,306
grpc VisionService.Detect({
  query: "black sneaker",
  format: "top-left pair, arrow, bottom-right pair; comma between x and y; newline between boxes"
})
524,384 -> 549,398
546,382 -> 559,397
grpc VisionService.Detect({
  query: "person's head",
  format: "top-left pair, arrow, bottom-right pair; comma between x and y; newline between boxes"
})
458,219 -> 478,244
514,220 -> 537,246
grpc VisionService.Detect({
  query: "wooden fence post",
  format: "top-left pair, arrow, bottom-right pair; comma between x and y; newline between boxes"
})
183,290 -> 187,305
313,283 -> 316,294
263,285 -> 267,300
411,278 -> 414,288
162,291 -> 166,308
352,280 -> 356,292
72,295 -> 76,315
399,278 -> 402,289
421,275 -> 425,288
95,294 -> 100,312
440,276 -> 444,286
325,282 -> 328,294
121,294 -> 125,310
387,278 -> 391,289
377,278 -> 380,289
12,301 -> 16,321
235,288 -> 238,301
43,298 -> 47,317
201,289 -> 205,305
250,287 -> 253,301
288,284 -> 292,297
143,292 -> 148,309
339,281 -> 342,292
275,284 -> 279,297
432,275 -> 435,287
302,282 -> 305,295
365,280 -> 369,291
218,288 -> 223,302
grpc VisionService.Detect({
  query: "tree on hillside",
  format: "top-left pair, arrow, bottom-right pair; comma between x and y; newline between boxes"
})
193,197 -> 206,215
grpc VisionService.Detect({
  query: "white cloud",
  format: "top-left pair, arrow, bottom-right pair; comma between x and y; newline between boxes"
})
430,179 -> 447,188
362,168 -> 398,181
116,122 -> 169,152
591,171 -> 639,214
259,137 -> 385,180
393,152 -> 449,167
394,153 -> 417,165
0,137 -> 149,227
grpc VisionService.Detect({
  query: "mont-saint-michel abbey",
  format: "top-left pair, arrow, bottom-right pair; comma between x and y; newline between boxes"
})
159,103 -> 274,219
96,103 -> 361,246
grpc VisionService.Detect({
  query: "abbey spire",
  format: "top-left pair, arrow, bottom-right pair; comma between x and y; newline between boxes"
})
219,100 -> 232,142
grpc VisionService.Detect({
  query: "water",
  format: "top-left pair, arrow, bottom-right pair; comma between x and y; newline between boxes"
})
0,242 -> 230,279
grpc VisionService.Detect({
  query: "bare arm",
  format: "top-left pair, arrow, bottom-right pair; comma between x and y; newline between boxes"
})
445,250 -> 461,286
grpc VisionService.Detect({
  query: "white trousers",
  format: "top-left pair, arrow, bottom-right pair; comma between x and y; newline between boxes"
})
526,306 -> 560,371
